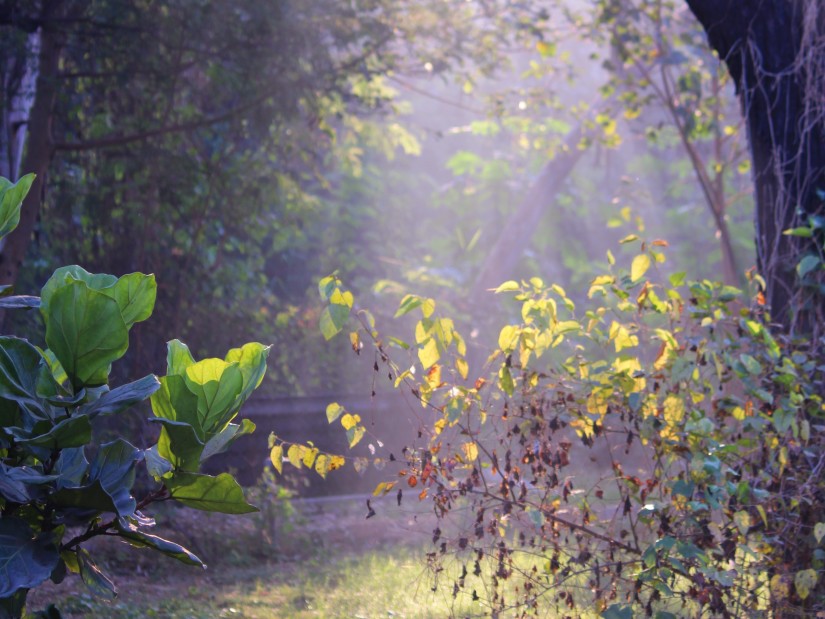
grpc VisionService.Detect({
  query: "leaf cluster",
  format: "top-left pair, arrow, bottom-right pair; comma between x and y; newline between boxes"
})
0,176 -> 268,618
321,229 -> 825,618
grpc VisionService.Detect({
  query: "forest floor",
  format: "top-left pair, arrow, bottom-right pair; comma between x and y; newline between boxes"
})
27,495 -> 486,619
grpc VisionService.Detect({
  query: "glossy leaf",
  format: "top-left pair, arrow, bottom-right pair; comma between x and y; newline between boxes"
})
153,418 -> 204,472
0,295 -> 39,309
0,174 -> 34,241
150,374 -> 202,438
17,415 -> 92,450
107,272 -> 156,327
77,548 -> 116,600
166,339 -> 196,376
183,359 -> 244,437
224,342 -> 270,412
144,446 -> 173,479
0,336 -> 53,417
88,439 -> 141,517
78,374 -> 161,418
54,448 -> 89,488
116,527 -> 204,567
165,472 -> 257,514
0,517 -> 60,597
0,464 -> 30,503
40,266 -> 116,316
200,419 -> 255,461
44,279 -> 129,388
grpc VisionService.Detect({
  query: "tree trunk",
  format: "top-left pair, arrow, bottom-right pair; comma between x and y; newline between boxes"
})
0,31 -> 40,181
0,7 -> 61,296
470,138 -> 587,301
685,0 -> 825,337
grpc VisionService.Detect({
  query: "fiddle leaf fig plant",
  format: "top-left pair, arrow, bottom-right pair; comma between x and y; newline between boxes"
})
0,174 -> 269,618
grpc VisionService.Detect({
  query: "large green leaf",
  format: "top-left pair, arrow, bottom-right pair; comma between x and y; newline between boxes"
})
40,266 -> 116,316
107,273 -> 156,327
166,339 -> 195,376
224,343 -> 270,413
44,279 -> 129,389
38,348 -> 69,389
183,359 -> 244,437
88,439 -> 141,517
41,267 -> 155,329
0,173 -> 34,241
51,441 -> 138,517
16,415 -> 92,450
0,336 -> 52,419
0,463 -> 30,503
115,527 -> 204,567
200,419 -> 255,462
54,448 -> 89,488
144,446 -> 172,479
152,418 -> 204,472
78,374 -> 160,418
51,479 -> 118,514
3,466 -> 57,486
165,472 -> 257,514
150,374 -> 202,437
0,517 -> 60,598
77,548 -> 116,600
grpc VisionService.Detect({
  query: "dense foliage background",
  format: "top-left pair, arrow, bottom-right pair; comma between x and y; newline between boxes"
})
2,0 -> 824,617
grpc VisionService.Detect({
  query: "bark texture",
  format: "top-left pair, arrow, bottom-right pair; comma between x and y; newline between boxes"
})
0,3 -> 63,297
686,0 -> 825,336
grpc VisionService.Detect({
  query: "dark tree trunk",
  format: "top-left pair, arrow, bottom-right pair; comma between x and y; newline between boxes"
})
685,0 -> 825,337
0,4 -> 62,298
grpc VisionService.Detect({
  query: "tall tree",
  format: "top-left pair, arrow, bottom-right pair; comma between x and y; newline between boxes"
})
686,0 -> 825,337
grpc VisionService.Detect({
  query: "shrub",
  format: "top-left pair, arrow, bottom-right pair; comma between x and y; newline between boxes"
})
0,175 -> 268,618
317,231 -> 824,617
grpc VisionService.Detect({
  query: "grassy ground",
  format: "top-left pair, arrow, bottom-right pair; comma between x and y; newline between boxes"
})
34,548 -> 478,619
26,465 -> 650,619
27,496 -> 489,619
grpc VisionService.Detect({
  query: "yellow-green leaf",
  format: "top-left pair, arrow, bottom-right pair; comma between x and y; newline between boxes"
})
287,444 -> 303,469
341,413 -> 360,430
328,455 -> 345,472
456,357 -> 469,380
373,481 -> 396,496
418,338 -> 439,369
269,445 -> 283,474
302,447 -> 319,468
498,325 -> 518,351
631,254 -> 651,281
609,321 -> 638,352
347,425 -> 365,448
326,402 -> 344,424
314,454 -> 329,478
733,511 -> 751,535
494,281 -> 520,293
462,442 -> 479,462
795,569 -> 818,600
663,395 -> 685,425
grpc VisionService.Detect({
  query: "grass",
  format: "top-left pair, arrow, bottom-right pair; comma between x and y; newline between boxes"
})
26,496 -> 490,619
21,481 -> 677,619
36,547 -> 481,619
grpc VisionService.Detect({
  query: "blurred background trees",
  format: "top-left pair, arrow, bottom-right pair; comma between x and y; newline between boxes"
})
0,0 -> 778,395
